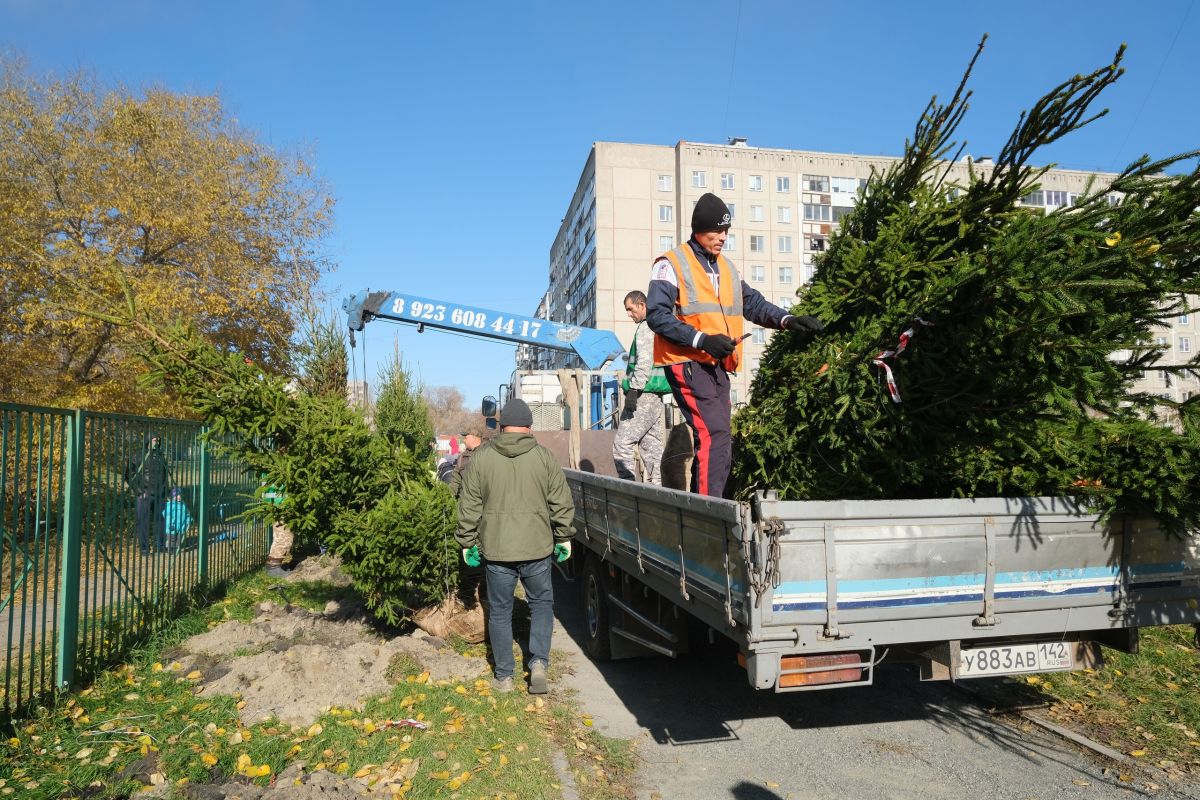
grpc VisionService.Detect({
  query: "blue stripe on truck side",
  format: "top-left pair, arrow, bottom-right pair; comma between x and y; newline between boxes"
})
770,563 -> 1187,612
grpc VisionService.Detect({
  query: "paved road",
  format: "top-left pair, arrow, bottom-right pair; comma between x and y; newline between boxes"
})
550,574 -> 1197,800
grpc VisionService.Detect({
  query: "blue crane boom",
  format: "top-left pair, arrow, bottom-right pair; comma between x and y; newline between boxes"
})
341,290 -> 626,370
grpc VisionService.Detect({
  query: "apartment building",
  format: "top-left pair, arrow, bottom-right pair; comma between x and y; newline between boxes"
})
524,140 -> 1193,405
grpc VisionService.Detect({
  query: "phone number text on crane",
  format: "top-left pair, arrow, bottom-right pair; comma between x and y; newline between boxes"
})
391,297 -> 544,338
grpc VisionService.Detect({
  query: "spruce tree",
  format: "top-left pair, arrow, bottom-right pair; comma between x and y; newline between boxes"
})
733,39 -> 1200,533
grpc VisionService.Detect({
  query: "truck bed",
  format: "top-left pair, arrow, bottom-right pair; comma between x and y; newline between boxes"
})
565,470 -> 1200,690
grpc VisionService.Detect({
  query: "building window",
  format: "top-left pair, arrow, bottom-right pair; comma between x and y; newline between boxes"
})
659,235 -> 674,251
748,174 -> 763,192
776,176 -> 791,193
752,327 -> 765,344
693,170 -> 707,188
727,203 -> 736,220
1182,337 -> 1192,353
778,266 -> 793,284
778,235 -> 792,253
726,234 -> 737,251
1021,191 -> 1045,206
750,205 -> 764,222
777,206 -> 792,224
750,264 -> 765,282
659,205 -> 673,222
803,174 -> 830,192
808,236 -> 827,251
1184,391 -> 1194,401
657,174 -> 673,191
803,204 -> 831,222
721,172 -> 735,190
803,263 -> 817,282
832,206 -> 854,223
830,176 -> 859,195
750,235 -> 765,253
1045,190 -> 1068,206
1180,313 -> 1190,325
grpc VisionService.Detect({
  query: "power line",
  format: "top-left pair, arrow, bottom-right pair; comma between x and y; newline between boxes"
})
1111,0 -> 1194,170
722,0 -> 744,138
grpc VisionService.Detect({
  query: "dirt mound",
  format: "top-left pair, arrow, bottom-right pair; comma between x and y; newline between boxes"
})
283,553 -> 353,586
177,600 -> 487,727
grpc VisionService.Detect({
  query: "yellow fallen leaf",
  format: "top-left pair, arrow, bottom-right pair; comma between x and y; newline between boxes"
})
307,724 -> 323,737
499,754 -> 509,766
1105,232 -> 1122,247
430,770 -> 451,780
352,765 -> 375,779
1130,749 -> 1147,758
201,753 -> 217,767
185,670 -> 202,681
454,685 -> 468,695
766,782 -> 780,789
151,663 -> 163,672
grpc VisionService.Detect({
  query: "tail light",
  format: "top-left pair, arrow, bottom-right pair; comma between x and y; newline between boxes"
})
778,652 -> 866,688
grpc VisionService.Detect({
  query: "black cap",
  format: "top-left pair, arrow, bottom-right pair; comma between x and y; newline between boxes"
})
691,193 -> 732,232
498,398 -> 534,428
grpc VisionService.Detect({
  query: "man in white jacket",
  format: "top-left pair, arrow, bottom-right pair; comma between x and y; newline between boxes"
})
613,290 -> 665,485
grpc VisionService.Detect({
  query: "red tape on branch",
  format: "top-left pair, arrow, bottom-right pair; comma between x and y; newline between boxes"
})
870,319 -> 933,404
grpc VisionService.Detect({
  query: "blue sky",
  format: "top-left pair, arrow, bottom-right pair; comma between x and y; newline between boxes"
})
4,0 -> 1197,408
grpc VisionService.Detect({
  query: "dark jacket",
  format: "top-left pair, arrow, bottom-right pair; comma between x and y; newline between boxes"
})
447,443 -> 486,498
126,443 -> 169,497
455,431 -> 575,562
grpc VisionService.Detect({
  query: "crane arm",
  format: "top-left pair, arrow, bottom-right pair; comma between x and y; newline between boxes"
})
341,290 -> 626,370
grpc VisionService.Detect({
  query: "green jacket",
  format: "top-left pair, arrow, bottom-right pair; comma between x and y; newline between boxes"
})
455,432 -> 575,562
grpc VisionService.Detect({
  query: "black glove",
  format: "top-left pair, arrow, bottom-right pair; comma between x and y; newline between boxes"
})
782,315 -> 825,333
699,333 -> 737,359
624,388 -> 640,413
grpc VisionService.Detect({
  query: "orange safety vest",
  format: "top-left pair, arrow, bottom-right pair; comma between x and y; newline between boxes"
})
652,244 -> 744,371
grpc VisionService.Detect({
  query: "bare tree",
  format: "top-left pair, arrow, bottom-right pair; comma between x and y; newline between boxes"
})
422,386 -> 476,437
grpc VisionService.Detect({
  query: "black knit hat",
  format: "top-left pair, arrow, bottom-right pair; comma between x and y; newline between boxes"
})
691,193 -> 732,232
498,398 -> 534,428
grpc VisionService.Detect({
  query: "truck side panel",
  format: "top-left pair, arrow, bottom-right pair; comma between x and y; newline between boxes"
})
755,496 -> 1200,647
567,470 -> 749,635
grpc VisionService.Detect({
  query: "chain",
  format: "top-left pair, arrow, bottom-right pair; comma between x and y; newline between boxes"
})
752,518 -> 784,608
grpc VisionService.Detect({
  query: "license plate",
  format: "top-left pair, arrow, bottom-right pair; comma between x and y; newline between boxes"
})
957,641 -> 1074,678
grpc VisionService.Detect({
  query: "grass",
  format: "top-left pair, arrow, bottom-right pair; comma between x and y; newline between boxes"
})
1020,625 -> 1200,776
0,569 -> 640,799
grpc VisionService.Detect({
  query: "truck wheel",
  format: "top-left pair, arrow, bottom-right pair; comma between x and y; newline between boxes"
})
581,557 -> 613,661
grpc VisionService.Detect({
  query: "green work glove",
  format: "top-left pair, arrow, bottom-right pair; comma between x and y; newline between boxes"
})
462,545 -> 481,567
553,542 -> 571,563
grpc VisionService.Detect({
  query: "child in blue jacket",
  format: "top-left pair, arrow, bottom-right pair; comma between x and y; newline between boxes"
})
162,488 -> 193,553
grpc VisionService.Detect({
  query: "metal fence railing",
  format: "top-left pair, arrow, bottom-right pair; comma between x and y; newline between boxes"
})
1,403 -> 270,727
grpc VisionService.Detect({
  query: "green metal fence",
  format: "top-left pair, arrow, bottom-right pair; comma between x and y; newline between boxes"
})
1,403 -> 270,726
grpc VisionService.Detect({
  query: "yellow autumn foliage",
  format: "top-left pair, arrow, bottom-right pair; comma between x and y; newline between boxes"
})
0,59 -> 333,414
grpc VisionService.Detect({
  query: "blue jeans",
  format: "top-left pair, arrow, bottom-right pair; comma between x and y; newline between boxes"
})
485,556 -> 554,679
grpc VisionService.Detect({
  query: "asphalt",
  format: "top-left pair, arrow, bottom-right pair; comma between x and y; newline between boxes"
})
549,572 -> 1200,800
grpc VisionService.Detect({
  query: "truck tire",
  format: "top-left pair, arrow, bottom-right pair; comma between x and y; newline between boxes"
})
581,557 -> 613,661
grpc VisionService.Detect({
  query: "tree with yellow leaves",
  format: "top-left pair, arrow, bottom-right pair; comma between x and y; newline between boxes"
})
0,59 -> 333,414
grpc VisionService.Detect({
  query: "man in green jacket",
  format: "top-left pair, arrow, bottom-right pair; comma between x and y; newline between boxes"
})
456,398 -> 575,694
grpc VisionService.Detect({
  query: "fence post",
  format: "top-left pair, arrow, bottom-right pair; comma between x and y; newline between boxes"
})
196,430 -> 209,586
56,409 -> 83,689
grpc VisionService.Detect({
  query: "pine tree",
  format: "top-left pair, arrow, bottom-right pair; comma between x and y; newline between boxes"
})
733,39 -> 1200,533
375,344 -> 436,464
